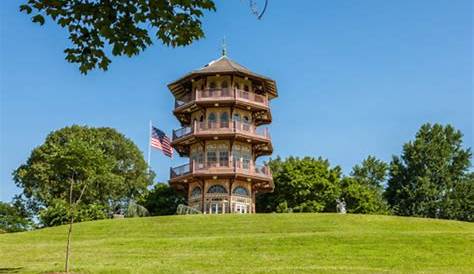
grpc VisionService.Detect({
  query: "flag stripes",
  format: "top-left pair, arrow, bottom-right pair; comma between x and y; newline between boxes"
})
151,126 -> 173,157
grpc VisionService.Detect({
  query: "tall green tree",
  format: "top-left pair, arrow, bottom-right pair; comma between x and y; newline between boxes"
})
13,125 -> 154,215
142,183 -> 185,216
351,155 -> 388,191
0,200 -> 33,233
339,177 -> 389,215
385,123 -> 472,221
256,156 -> 342,213
344,155 -> 390,214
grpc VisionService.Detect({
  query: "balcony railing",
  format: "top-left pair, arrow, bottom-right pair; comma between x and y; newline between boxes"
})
198,88 -> 233,99
172,121 -> 270,141
174,88 -> 269,109
170,163 -> 191,178
170,160 -> 272,179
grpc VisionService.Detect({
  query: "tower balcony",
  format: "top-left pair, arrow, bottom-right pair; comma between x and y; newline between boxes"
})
175,88 -> 269,109
173,121 -> 270,141
169,160 -> 273,190
172,121 -> 272,156
173,88 -> 272,125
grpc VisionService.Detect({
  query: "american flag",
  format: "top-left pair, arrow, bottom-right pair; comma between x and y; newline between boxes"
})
150,126 -> 173,157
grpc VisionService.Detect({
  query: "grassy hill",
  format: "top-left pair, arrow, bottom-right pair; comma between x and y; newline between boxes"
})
0,214 -> 472,273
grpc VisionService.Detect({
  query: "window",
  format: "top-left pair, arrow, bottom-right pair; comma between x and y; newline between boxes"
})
233,113 -> 241,122
234,203 -> 247,214
209,82 -> 216,97
197,152 -> 204,168
208,112 -> 216,128
208,185 -> 227,194
207,150 -> 217,167
233,187 -> 249,197
220,112 -> 229,128
191,187 -> 202,197
221,80 -> 229,96
242,85 -> 250,99
232,149 -> 241,168
243,116 -> 250,131
219,151 -> 229,167
242,152 -> 251,169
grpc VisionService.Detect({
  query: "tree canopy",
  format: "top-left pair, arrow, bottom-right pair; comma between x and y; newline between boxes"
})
0,200 -> 33,232
257,156 -> 391,215
142,183 -> 185,216
257,156 -> 343,213
385,123 -> 472,221
351,155 -> 388,191
13,125 -> 154,215
20,0 -> 216,74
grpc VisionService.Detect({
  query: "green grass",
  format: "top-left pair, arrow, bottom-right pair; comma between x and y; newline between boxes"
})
0,214 -> 473,273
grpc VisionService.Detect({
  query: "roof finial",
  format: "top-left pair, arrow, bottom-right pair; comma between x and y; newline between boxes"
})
221,37 -> 227,57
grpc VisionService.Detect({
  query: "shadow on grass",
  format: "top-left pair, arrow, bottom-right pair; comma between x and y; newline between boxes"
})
0,267 -> 23,273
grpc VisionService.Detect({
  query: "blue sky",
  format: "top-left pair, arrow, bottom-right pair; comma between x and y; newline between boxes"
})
0,1 -> 472,201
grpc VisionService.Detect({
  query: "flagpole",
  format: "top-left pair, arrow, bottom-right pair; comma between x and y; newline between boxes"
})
147,120 -> 152,171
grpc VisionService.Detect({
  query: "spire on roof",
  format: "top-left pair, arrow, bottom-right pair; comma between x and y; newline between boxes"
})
221,37 -> 227,57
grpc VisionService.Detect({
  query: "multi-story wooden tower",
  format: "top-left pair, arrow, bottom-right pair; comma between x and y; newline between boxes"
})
168,52 -> 277,214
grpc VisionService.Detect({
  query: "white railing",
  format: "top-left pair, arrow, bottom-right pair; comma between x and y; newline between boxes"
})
174,88 -> 269,109
172,121 -> 270,141
170,160 -> 272,179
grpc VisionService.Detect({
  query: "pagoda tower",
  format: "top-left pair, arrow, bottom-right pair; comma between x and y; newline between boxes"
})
168,52 -> 277,214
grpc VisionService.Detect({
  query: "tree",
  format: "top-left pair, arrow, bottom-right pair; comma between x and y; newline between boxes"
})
14,125 -> 154,215
256,156 -> 342,213
0,200 -> 33,232
26,133 -> 114,272
339,177 -> 389,215
142,183 -> 185,216
344,155 -> 390,214
447,172 -> 473,221
20,0 -> 216,74
385,123 -> 472,221
351,155 -> 388,191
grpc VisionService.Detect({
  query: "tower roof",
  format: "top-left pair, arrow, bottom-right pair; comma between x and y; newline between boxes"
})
168,56 -> 278,99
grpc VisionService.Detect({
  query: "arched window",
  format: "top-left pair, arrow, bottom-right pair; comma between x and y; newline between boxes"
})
191,187 -> 202,197
233,113 -> 241,122
221,80 -> 229,96
209,82 -> 217,97
233,186 -> 249,197
243,115 -> 250,131
220,112 -> 229,128
207,185 -> 227,194
242,152 -> 251,169
208,112 -> 216,128
208,112 -> 216,121
233,113 -> 241,130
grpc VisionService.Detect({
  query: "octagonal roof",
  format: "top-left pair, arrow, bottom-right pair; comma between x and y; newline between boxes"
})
168,56 -> 278,99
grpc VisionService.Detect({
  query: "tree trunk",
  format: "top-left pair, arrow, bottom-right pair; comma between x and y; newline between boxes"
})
64,178 -> 87,273
65,213 -> 74,272
65,178 -> 74,273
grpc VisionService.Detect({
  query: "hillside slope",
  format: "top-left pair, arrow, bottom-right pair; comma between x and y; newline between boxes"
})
0,214 -> 472,273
